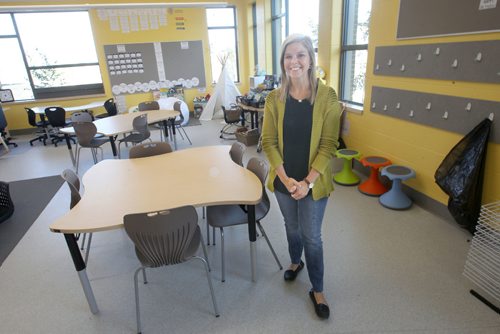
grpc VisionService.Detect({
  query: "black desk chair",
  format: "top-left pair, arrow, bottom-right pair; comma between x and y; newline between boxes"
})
220,105 -> 242,139
95,98 -> 118,119
26,108 -> 49,146
0,105 -> 17,150
45,106 -> 74,147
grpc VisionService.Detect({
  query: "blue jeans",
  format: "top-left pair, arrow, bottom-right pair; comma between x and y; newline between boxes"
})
274,191 -> 328,292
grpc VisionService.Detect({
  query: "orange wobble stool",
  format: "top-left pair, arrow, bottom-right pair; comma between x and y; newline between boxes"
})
358,156 -> 392,196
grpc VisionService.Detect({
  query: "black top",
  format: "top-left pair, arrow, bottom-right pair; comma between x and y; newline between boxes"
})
274,96 -> 313,193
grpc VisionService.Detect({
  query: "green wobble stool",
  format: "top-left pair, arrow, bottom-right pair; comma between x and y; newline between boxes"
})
333,149 -> 361,186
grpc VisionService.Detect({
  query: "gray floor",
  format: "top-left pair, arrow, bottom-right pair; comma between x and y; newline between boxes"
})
0,119 -> 499,334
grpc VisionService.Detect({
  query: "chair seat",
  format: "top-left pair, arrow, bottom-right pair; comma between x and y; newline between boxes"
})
87,137 -> 109,147
207,202 -> 267,228
120,133 -> 147,143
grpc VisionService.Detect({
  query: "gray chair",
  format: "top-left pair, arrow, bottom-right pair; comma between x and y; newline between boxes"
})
70,111 -> 93,123
118,114 -> 151,158
129,141 -> 172,159
61,169 -> 92,264
73,122 -> 108,174
219,105 -> 242,139
229,141 -> 246,167
173,101 -> 192,145
206,141 -> 247,245
207,157 -> 282,282
124,206 -> 219,334
137,101 -> 159,111
138,100 -> 168,142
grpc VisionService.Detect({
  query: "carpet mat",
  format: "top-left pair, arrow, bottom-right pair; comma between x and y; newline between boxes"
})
0,175 -> 64,266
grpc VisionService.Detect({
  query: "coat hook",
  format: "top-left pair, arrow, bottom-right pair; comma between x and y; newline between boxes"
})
489,113 -> 494,121
426,102 -> 432,110
409,110 -> 414,118
451,59 -> 458,68
400,64 -> 405,71
417,53 -> 422,62
435,47 -> 440,55
442,111 -> 448,119
383,105 -> 388,111
465,103 -> 472,111
387,59 -> 392,66
475,52 -> 482,62
375,64 -> 380,70
396,102 -> 401,109
372,102 -> 376,109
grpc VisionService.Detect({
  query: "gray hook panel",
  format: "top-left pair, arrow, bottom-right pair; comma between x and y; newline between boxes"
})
370,86 -> 499,144
374,40 -> 500,84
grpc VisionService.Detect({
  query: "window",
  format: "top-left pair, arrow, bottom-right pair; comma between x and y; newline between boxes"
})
206,7 -> 239,83
339,0 -> 371,105
271,0 -> 287,75
271,0 -> 319,76
0,11 -> 103,101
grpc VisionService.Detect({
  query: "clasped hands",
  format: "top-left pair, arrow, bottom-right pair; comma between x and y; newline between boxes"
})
285,177 -> 309,200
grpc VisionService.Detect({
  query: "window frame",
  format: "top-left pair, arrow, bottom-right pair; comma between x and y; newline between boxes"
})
206,6 -> 240,83
271,0 -> 288,76
339,0 -> 370,107
0,11 -> 103,101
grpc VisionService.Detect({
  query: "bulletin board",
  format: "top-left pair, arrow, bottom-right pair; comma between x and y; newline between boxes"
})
104,40 -> 206,95
397,0 -> 500,39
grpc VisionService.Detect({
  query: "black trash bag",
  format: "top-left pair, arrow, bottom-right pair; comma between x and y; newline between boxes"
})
434,118 -> 492,234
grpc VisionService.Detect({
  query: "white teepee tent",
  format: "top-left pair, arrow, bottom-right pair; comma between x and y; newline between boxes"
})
200,55 -> 241,121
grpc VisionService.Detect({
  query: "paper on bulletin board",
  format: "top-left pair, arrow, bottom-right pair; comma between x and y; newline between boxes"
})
479,0 -> 497,10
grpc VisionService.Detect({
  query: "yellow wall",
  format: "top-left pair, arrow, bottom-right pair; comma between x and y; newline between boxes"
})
2,0 -> 251,129
3,0 -> 498,204
346,0 -> 499,204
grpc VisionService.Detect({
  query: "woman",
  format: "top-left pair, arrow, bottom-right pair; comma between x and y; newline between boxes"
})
261,34 -> 341,319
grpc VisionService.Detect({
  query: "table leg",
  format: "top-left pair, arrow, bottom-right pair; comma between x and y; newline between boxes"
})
250,111 -> 255,129
170,119 -> 177,150
247,204 -> 257,282
64,134 -> 76,167
63,233 -> 99,314
162,120 -> 169,142
108,136 -> 117,157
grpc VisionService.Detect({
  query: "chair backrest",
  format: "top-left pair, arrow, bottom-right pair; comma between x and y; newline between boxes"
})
25,108 -> 39,127
129,141 -> 172,159
0,181 -> 14,223
45,107 -> 67,127
173,101 -> 185,124
0,106 -> 8,131
104,98 -> 118,116
222,105 -> 242,124
124,206 -> 200,267
132,114 -> 150,137
246,157 -> 270,214
73,122 -> 98,147
61,169 -> 81,209
229,142 -> 246,167
138,101 -> 159,111
71,111 -> 93,123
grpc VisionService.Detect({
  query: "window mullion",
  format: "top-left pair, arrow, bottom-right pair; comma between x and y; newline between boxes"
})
11,13 -> 36,96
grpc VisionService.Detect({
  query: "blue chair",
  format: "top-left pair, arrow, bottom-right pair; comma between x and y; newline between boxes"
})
379,165 -> 416,210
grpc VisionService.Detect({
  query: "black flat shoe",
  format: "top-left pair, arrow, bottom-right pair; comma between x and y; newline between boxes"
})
309,290 -> 330,319
283,260 -> 304,281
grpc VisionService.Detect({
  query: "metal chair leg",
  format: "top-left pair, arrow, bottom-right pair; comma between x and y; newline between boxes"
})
193,256 -> 220,317
220,227 -> 225,282
257,222 -> 283,270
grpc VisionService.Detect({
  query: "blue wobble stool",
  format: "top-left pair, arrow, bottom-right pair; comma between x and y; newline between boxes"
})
379,165 -> 416,210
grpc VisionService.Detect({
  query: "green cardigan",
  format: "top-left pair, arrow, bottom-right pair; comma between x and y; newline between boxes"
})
261,82 -> 341,200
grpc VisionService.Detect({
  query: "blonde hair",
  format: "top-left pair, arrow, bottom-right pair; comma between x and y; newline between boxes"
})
278,34 -> 317,104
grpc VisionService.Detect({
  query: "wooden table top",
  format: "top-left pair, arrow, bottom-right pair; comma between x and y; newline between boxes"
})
31,100 -> 106,114
50,145 -> 262,234
60,109 -> 179,136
